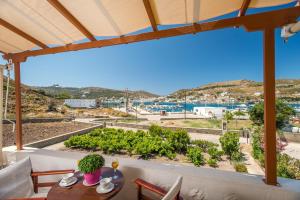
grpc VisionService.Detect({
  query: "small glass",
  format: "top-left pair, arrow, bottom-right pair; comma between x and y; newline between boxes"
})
111,159 -> 119,179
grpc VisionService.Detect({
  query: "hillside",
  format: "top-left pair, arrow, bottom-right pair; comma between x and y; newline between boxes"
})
3,77 -> 59,117
169,79 -> 300,102
32,85 -> 159,99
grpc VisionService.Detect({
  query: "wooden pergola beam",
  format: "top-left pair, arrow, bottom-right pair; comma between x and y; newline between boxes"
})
47,0 -> 96,41
143,0 -> 158,31
238,0 -> 251,17
4,6 -> 299,62
0,18 -> 48,49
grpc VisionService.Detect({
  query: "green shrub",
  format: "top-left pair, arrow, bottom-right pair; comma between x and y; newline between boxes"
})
78,154 -> 105,173
208,158 -> 218,168
65,128 -> 148,157
231,151 -> 243,162
187,147 -> 205,166
149,125 -> 190,153
64,126 -> 220,165
208,147 -> 223,161
234,162 -> 248,173
251,126 -> 264,160
219,132 -> 240,157
258,153 -> 265,168
166,129 -> 190,153
64,135 -> 98,150
134,137 -> 155,159
47,101 -> 57,112
149,124 -> 163,137
277,153 -> 300,179
290,159 -> 300,180
192,140 -> 218,152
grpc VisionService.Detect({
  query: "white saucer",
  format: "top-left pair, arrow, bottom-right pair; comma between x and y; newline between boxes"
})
59,177 -> 77,187
96,183 -> 114,194
83,179 -> 100,187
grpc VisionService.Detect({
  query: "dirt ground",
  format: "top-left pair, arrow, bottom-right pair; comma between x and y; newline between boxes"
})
3,121 -> 93,147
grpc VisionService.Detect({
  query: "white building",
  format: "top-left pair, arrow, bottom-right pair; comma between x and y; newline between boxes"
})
193,107 -> 226,119
254,92 -> 262,96
64,99 -> 97,108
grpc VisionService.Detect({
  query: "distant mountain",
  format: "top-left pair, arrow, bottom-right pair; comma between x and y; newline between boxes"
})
169,79 -> 300,102
31,85 -> 159,99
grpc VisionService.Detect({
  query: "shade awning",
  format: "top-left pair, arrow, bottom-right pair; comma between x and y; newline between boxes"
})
0,0 -> 295,54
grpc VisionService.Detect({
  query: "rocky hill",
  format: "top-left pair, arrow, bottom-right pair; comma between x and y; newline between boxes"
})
32,85 -> 159,99
169,79 -> 300,102
3,77 -> 59,117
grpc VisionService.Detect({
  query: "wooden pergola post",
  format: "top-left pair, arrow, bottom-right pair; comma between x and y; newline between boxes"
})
263,28 -> 277,185
14,61 -> 22,150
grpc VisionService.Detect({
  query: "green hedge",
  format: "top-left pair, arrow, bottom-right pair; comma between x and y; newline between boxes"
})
65,125 -> 227,168
65,125 -> 189,160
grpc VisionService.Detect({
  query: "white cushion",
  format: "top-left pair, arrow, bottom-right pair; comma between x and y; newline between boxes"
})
162,176 -> 183,200
0,157 -> 34,199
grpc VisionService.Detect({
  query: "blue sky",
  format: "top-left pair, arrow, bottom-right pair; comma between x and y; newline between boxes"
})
0,6 -> 299,95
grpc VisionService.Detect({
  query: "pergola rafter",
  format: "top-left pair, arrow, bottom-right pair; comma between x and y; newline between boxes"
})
238,0 -> 251,17
0,18 -> 48,49
143,0 -> 158,32
4,6 -> 300,62
47,0 -> 96,41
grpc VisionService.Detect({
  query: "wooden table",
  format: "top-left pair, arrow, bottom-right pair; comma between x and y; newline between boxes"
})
47,167 -> 124,200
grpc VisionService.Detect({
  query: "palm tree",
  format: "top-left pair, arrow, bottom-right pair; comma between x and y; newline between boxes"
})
223,111 -> 233,131
234,110 -> 245,129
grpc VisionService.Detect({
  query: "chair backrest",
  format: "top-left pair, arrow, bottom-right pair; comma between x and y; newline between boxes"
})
162,176 -> 183,200
0,157 -> 34,199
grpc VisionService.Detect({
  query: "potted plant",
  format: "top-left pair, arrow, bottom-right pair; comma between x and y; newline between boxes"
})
78,154 -> 105,185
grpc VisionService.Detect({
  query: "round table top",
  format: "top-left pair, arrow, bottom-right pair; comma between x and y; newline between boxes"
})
47,167 -> 124,200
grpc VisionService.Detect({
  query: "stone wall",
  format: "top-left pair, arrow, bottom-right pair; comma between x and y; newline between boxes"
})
112,122 -> 223,135
3,117 -> 73,124
284,132 -> 300,143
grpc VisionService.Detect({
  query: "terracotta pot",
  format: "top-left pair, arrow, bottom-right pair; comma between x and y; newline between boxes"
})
83,168 -> 101,185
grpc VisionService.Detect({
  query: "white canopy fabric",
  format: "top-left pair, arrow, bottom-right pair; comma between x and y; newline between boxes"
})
0,0 -> 295,54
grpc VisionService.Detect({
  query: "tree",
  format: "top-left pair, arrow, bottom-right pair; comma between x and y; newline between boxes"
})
249,100 -> 296,130
224,111 -> 233,123
234,110 -> 245,129
55,92 -> 71,99
223,111 -> 233,131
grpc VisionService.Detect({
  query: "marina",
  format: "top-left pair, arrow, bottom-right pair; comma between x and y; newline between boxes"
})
133,101 -> 300,113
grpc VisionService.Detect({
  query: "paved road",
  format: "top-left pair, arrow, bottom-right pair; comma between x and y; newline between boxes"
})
283,142 -> 300,159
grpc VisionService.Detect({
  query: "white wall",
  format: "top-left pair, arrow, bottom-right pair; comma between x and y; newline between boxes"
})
4,148 -> 300,200
64,99 -> 96,108
193,107 -> 226,119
